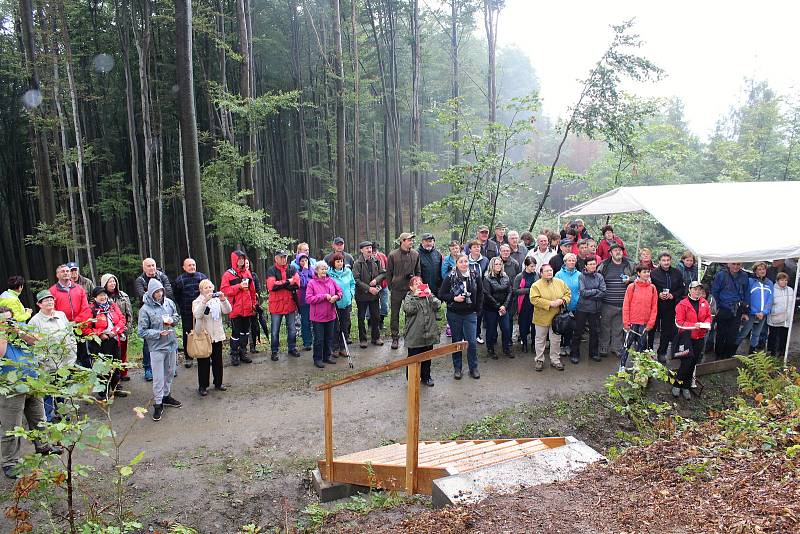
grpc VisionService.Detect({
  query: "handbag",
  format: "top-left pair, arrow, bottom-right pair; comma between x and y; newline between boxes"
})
552,307 -> 575,336
186,318 -> 213,358
672,329 -> 694,359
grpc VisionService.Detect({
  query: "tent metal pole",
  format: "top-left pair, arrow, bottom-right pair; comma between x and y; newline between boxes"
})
697,255 -> 704,282
635,213 -> 643,257
784,263 -> 800,366
557,214 -> 561,235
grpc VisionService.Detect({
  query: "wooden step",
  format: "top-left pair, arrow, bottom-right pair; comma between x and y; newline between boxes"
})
382,441 -> 475,466
374,441 -> 470,465
427,440 -> 525,468
448,441 -> 549,472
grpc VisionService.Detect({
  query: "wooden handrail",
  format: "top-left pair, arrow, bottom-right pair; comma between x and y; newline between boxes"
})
315,341 -> 467,391
318,340 -> 468,494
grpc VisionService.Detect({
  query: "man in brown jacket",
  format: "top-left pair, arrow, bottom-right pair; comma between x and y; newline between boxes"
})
353,241 -> 387,348
386,232 -> 421,349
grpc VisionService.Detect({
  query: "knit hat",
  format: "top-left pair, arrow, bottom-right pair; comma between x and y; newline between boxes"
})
100,273 -> 118,289
91,286 -> 108,299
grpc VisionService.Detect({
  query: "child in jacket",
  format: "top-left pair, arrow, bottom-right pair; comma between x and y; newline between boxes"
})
402,276 -> 441,386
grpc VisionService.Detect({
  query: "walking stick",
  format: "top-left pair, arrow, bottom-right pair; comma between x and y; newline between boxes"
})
334,310 -> 354,368
618,328 -> 643,372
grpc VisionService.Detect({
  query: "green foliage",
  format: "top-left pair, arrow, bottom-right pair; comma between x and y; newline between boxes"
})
94,173 -> 132,221
300,492 -> 413,531
604,350 -> 674,442
95,249 -> 143,283
209,81 -> 299,126
448,412 -> 512,439
24,212 -> 78,251
735,352 -> 791,398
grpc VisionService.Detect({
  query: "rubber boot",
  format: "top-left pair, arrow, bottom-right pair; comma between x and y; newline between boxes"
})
230,337 -> 241,366
239,332 -> 253,363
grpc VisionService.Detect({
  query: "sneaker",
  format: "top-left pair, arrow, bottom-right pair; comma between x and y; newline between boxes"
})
303,346 -> 312,351
445,325 -> 452,337
453,369 -> 463,380
469,368 -> 480,379
3,465 -> 17,479
239,354 -> 253,364
250,346 -> 260,354
535,361 -> 544,371
423,378 -> 434,387
231,356 -> 240,366
487,349 -> 498,360
551,361 -> 564,371
271,352 -> 279,361
476,336 -> 484,344
314,361 -> 325,368
323,358 -> 337,365
372,339 -> 384,346
199,388 -> 208,397
144,369 -> 153,382
214,384 -> 228,391
152,404 -> 163,421
682,388 -> 692,400
671,386 -> 681,398
591,355 -> 602,362
618,365 -> 627,374
504,348 -> 514,359
162,395 -> 182,408
391,338 -> 399,350
113,389 -> 129,398
184,357 -> 194,369
360,340 -> 368,349
570,356 -> 579,364
288,349 -> 301,357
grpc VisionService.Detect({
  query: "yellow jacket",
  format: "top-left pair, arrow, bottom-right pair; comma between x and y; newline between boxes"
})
0,289 -> 30,322
529,278 -> 571,327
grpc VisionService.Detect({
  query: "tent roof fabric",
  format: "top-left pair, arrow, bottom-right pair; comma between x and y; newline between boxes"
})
560,181 -> 800,263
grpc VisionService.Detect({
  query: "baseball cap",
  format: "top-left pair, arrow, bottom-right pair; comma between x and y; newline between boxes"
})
688,281 -> 702,289
66,261 -> 79,270
559,238 -> 573,247
36,290 -> 54,302
609,242 -> 624,251
397,232 -> 416,241
477,225 -> 489,232
494,223 -> 505,230
333,237 -> 345,245
358,241 -> 373,250
421,233 -> 434,240
275,250 -> 289,257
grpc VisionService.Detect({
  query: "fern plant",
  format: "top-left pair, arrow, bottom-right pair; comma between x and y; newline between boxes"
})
735,352 -> 795,399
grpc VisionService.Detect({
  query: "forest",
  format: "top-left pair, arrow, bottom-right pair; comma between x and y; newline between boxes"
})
1,0 -> 798,293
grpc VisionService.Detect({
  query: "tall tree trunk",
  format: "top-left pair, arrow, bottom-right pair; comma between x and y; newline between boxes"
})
483,0 -> 498,124
409,0 -> 421,232
350,0 -> 360,244
289,0 -> 313,243
330,0 -> 348,245
57,0 -> 96,280
116,0 -> 146,257
175,0 -> 210,274
450,0 -> 461,239
236,0 -> 256,208
19,0 -> 57,276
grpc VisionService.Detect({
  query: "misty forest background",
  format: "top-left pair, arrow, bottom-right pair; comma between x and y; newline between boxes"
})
1,0 -> 799,300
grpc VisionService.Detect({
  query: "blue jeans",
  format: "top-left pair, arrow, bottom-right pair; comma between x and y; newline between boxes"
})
44,396 -> 56,422
312,320 -> 335,363
483,309 -> 511,351
736,314 -> 768,349
447,310 -> 478,371
142,339 -> 151,372
366,287 -> 390,320
299,304 -> 313,348
271,312 -> 297,353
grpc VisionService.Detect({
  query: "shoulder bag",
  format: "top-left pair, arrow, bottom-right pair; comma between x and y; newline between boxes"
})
186,317 -> 213,358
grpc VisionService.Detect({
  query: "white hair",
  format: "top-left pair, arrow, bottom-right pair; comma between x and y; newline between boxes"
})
315,261 -> 329,271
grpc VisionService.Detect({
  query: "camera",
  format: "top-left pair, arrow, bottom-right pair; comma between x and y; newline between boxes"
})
453,282 -> 472,305
212,292 -> 221,298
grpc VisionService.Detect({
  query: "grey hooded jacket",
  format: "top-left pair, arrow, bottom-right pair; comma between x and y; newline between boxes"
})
137,278 -> 181,352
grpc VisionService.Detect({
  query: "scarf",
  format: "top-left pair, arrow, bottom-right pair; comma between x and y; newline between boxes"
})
208,297 -> 222,321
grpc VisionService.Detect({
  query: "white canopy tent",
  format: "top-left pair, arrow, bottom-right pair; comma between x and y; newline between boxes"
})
559,181 -> 800,364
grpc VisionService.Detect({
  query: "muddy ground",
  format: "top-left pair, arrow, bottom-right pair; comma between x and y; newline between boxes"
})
2,325 -> 797,533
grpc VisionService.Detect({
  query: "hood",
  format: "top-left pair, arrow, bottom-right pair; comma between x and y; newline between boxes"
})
100,273 -> 119,291
230,250 -> 248,271
145,278 -> 165,304
418,245 -> 436,255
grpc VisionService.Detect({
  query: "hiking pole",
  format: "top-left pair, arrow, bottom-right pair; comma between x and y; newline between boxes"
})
619,328 -> 643,372
334,311 -> 354,368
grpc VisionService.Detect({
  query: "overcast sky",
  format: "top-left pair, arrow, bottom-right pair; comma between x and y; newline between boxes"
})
497,0 -> 800,139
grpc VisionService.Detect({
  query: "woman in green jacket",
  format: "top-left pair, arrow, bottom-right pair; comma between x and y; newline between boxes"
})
402,276 -> 441,387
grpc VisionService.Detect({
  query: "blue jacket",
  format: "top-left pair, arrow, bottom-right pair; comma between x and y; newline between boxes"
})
442,255 -> 459,279
748,276 -> 774,315
468,255 -> 489,278
0,339 -> 38,379
711,268 -> 749,313
328,266 -> 356,309
173,271 -> 208,315
555,266 -> 582,311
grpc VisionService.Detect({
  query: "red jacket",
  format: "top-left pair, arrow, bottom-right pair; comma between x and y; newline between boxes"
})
622,279 -> 658,330
376,252 -> 389,289
49,282 -> 92,324
220,251 -> 256,319
86,302 -> 126,338
266,263 -> 300,314
596,236 -> 628,261
675,297 -> 712,340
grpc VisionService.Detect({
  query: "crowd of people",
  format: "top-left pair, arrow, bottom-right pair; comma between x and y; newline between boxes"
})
0,220 -> 797,478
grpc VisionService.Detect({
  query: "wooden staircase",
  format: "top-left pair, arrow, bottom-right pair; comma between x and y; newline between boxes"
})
318,437 -> 567,495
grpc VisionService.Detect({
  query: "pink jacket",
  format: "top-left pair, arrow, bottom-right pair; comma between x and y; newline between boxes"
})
305,275 -> 343,323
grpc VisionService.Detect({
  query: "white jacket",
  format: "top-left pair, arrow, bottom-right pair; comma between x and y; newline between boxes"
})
767,285 -> 795,328
27,310 -> 78,370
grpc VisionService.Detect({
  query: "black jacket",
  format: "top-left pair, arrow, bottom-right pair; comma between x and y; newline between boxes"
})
352,254 -> 386,302
418,245 -> 443,295
135,271 -> 173,302
650,266 -> 686,309
483,273 -> 512,311
438,269 -> 483,315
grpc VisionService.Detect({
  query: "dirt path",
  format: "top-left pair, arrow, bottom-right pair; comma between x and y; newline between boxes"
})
4,325 -> 799,532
